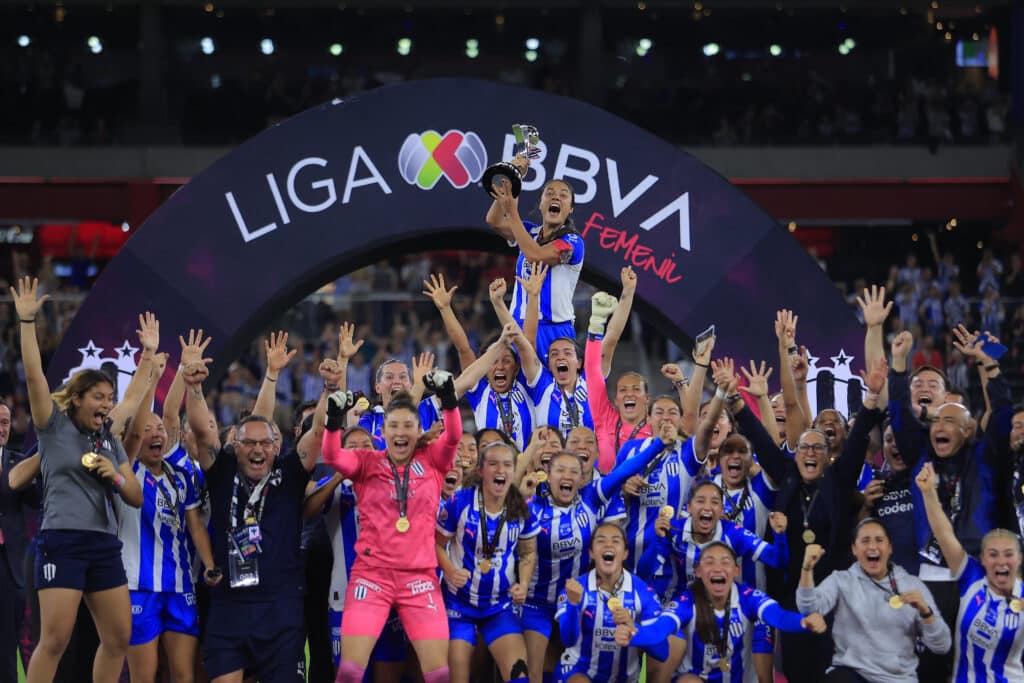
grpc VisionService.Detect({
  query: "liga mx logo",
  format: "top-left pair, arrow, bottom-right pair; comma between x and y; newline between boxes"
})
399,129 -> 487,190
62,340 -> 139,404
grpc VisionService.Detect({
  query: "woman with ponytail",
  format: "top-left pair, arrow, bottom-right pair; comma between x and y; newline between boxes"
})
797,518 -> 951,682
436,439 -> 538,683
625,542 -> 826,682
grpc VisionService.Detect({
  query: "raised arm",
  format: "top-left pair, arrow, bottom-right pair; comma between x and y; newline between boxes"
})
740,360 -> 779,441
952,325 -> 1008,437
516,262 -> 548,350
490,177 -> 564,267
409,352 -> 435,406
109,312 -> 161,441
697,358 -> 734,460
775,310 -> 809,447
295,359 -> 343,472
888,330 -> 927,469
124,352 -> 168,462
11,277 -> 54,427
252,330 -> 297,420
832,358 -> 887,488
485,156 -> 529,242
423,274 -> 475,371
683,332 -> 715,438
916,461 -> 967,571
795,545 -> 838,614
335,321 -> 364,393
165,329 -> 213,448
183,361 -> 219,471
488,278 -> 516,329
601,266 -> 637,376
453,323 -> 519,397
9,453 -> 41,492
858,285 -> 894,406
585,291 -> 619,472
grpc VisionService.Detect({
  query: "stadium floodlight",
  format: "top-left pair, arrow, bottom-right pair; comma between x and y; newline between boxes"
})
525,37 -> 540,50
329,43 -> 343,56
17,35 -> 31,48
87,36 -> 103,54
639,38 -> 653,51
844,38 -> 856,49
702,42 -> 720,56
260,38 -> 274,55
397,37 -> 412,56
838,43 -> 850,55
525,49 -> 538,62
769,44 -> 782,56
200,37 -> 215,55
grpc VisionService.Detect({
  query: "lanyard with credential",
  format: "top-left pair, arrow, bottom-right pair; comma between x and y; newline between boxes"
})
229,471 -> 273,530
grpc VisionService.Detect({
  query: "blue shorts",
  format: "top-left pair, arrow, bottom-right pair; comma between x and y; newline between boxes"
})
522,599 -> 557,639
752,619 -> 774,655
328,609 -> 406,667
524,319 -> 576,364
35,530 -> 127,593
204,598 -> 305,682
129,590 -> 199,645
445,597 -> 523,647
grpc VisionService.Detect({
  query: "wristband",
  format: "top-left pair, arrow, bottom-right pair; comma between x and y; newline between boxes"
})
787,345 -> 798,355
715,387 -> 727,400
695,361 -> 710,369
324,382 -> 339,392
984,363 -> 999,371
19,317 -> 35,323
919,608 -> 934,620
672,379 -> 687,389
112,474 -> 125,492
726,393 -> 742,403
265,375 -> 278,383
802,565 -> 814,572
865,391 -> 879,402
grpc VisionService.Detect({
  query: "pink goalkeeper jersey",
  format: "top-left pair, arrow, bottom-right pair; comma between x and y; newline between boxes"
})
322,407 -> 461,570
584,338 -> 653,473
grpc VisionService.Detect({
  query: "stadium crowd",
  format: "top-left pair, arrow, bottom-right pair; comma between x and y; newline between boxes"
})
0,160 -> 1022,683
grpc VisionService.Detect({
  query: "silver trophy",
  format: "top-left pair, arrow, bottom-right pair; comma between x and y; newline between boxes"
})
483,124 -> 541,198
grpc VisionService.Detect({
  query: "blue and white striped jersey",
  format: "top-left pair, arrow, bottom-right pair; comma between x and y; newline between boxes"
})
509,221 -> 585,324
953,555 -> 1024,683
639,518 -> 789,600
616,436 -> 704,577
528,371 -> 593,440
163,443 -> 209,582
322,476 -> 358,612
713,471 -> 778,590
640,584 -> 805,681
437,487 -> 540,612
529,437 -> 670,605
118,459 -> 200,593
464,374 -> 538,451
556,570 -> 661,683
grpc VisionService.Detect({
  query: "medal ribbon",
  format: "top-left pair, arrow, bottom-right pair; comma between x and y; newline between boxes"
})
389,457 -> 412,521
561,388 -> 580,429
478,488 -> 508,561
601,571 -> 626,604
615,417 -> 647,455
724,484 -> 751,522
495,392 -> 516,437
800,486 -> 820,537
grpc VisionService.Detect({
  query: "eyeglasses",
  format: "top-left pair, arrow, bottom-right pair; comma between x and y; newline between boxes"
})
796,443 -> 827,454
237,438 -> 277,449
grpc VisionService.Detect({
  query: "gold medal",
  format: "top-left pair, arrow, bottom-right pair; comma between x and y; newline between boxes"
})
81,452 -> 98,468
479,558 -> 492,573
395,517 -> 410,533
607,597 -> 623,610
1011,599 -> 1022,614
719,659 -> 730,673
889,595 -> 904,609
535,471 -> 548,483
659,505 -> 675,519
355,397 -> 370,411
802,529 -> 816,544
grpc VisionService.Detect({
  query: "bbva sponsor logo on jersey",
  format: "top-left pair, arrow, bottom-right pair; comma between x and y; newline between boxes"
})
62,340 -> 139,405
226,130 -> 692,250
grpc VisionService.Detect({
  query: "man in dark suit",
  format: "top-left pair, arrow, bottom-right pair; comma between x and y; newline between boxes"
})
0,402 -> 39,683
